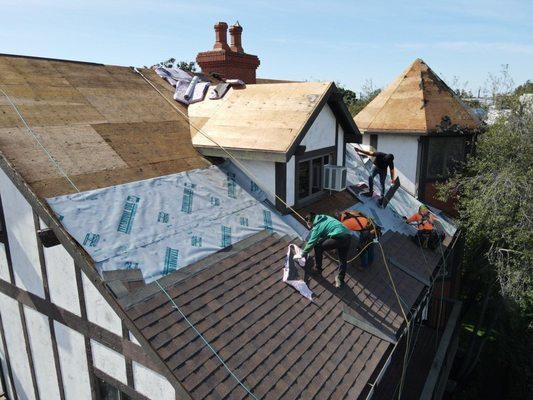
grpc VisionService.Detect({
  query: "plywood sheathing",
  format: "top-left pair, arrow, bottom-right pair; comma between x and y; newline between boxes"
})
0,55 -> 209,198
354,59 -> 481,134
189,81 -> 332,153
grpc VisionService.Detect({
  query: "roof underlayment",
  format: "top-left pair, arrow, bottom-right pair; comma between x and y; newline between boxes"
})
47,163 -> 297,282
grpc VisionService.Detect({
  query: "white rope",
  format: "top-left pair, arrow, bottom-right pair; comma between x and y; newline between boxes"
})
0,88 -> 80,193
155,280 -> 260,400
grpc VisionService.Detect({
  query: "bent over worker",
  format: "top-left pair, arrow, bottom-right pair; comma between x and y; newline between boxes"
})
338,210 -> 377,269
300,213 -> 352,288
406,205 -> 441,249
356,148 -> 396,199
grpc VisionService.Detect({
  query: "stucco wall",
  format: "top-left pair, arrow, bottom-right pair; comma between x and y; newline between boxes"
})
300,104 -> 337,151
375,134 -> 420,196
0,169 -> 44,298
133,361 -> 175,400
0,292 -> 35,400
236,159 -> 276,204
24,306 -> 61,399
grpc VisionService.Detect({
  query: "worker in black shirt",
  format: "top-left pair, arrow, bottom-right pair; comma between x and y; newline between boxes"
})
356,148 -> 396,198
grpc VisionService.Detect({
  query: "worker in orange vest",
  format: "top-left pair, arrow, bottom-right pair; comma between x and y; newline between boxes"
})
405,205 -> 441,249
338,210 -> 378,269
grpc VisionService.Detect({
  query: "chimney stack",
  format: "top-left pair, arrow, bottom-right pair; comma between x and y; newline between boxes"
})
196,21 -> 260,84
213,22 -> 231,51
229,22 -> 244,53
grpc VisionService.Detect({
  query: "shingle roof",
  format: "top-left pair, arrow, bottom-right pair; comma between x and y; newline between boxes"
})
121,227 -> 445,399
0,54 -> 209,198
354,59 -> 482,134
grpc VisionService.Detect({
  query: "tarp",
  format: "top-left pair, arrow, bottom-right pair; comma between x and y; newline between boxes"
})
47,166 -> 296,282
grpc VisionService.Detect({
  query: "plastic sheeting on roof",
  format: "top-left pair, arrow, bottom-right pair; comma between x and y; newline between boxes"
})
345,144 -> 457,237
47,166 -> 296,282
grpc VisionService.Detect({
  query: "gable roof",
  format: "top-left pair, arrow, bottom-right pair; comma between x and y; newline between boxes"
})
119,222 -> 446,399
354,59 -> 482,134
0,54 -> 209,198
189,82 -> 359,162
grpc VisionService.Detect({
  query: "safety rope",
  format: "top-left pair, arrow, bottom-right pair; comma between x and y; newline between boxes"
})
0,88 -> 80,193
132,67 -> 308,225
155,280 -> 260,400
134,68 -> 414,400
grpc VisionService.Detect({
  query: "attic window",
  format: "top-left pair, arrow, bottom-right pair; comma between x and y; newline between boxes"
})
96,377 -> 131,400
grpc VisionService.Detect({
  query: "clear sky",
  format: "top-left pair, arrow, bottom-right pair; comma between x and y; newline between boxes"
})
2,0 -> 531,94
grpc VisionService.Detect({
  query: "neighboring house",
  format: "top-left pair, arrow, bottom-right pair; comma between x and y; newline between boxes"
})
355,59 -> 483,213
0,25 -> 463,400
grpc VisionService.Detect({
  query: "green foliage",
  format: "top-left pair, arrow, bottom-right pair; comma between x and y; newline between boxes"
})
336,79 -> 381,117
440,101 -> 532,310
514,80 -> 533,97
150,58 -> 197,72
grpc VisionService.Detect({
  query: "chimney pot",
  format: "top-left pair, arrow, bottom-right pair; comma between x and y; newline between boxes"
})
229,22 -> 244,53
213,21 -> 230,51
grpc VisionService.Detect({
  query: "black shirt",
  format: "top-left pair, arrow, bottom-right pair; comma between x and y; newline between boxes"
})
373,152 -> 394,170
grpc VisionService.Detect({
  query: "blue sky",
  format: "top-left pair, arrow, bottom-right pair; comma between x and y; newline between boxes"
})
2,0 -> 531,94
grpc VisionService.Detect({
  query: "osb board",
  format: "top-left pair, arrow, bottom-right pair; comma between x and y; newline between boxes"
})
0,54 -> 210,198
189,81 -> 332,152
0,125 -> 127,184
355,59 -> 481,133
92,121 -> 202,167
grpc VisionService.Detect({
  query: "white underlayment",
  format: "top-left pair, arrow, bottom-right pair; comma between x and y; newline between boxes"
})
345,145 -> 457,237
47,164 -> 297,283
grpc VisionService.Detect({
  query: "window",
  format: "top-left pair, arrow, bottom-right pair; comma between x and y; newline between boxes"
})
297,153 -> 332,202
426,137 -> 466,180
96,378 -> 131,400
370,134 -> 378,151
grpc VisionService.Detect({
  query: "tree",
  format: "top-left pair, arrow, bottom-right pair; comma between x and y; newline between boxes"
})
150,58 -> 197,72
439,93 -> 532,398
337,79 -> 381,116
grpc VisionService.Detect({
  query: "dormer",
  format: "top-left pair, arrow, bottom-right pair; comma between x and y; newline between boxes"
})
189,82 -> 360,213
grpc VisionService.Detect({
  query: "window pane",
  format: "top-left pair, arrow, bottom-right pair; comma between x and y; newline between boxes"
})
97,378 -> 120,400
427,137 -> 465,179
311,158 -> 322,194
298,161 -> 310,199
324,155 -> 329,165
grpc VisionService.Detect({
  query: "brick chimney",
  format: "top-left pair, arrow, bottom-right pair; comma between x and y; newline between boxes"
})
196,21 -> 260,84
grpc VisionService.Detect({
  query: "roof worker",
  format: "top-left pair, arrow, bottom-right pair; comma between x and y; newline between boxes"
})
338,210 -> 378,270
299,213 -> 352,288
405,205 -> 442,249
355,148 -> 396,200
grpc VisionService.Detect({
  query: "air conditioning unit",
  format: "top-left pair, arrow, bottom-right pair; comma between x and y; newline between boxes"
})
323,164 -> 347,191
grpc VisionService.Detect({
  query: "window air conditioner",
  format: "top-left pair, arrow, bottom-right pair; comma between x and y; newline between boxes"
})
323,164 -> 347,191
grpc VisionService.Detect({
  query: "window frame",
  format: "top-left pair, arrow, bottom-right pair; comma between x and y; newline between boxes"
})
295,147 -> 336,206
425,136 -> 467,181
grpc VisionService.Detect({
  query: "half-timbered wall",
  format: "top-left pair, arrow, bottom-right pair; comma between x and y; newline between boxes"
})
0,167 -> 176,400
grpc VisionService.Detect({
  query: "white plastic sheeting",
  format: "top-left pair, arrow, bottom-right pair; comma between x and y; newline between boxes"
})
345,144 -> 457,237
284,245 -> 313,301
47,165 -> 296,283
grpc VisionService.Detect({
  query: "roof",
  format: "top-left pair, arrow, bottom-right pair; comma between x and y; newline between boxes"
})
118,226 -> 446,400
0,54 -> 209,198
354,59 -> 482,134
189,82 -> 359,161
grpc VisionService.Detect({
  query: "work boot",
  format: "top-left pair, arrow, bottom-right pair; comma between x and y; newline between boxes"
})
334,275 -> 344,288
311,265 -> 323,275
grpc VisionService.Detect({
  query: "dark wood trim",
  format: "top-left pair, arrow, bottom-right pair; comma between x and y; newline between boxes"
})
33,213 -> 66,400
76,266 -> 98,400
93,368 -> 150,400
418,136 -> 429,202
0,311 -> 17,400
0,278 -> 162,374
0,354 -> 8,399
295,146 -> 336,162
334,122 -> 339,165
327,84 -> 361,140
0,154 -> 191,399
122,323 -> 134,389
18,303 -> 41,400
274,162 -> 287,214
0,193 -> 17,399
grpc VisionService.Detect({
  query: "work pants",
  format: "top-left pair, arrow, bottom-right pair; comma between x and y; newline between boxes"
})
314,235 -> 351,281
369,166 -> 387,196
